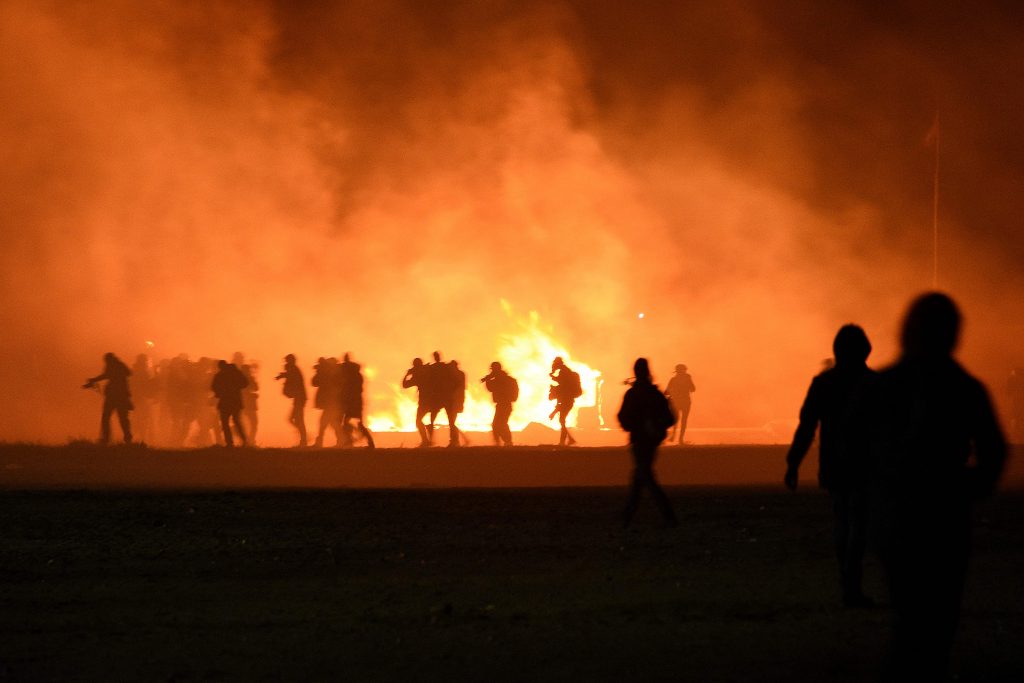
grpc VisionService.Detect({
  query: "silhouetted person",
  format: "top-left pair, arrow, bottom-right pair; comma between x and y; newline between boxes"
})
338,353 -> 375,449
276,354 -> 307,447
871,293 -> 1006,680
1007,367 -> 1024,443
482,362 -> 518,446
665,364 -> 696,445
211,360 -> 248,447
312,357 -> 342,447
402,357 -> 431,447
233,352 -> 259,445
785,324 -> 876,607
84,352 -> 133,445
617,358 -> 677,527
446,360 -> 466,447
549,356 -> 581,446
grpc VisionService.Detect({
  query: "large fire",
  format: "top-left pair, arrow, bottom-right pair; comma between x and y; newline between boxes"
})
366,301 -> 602,433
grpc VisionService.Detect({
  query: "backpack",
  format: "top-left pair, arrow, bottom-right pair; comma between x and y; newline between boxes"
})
565,370 -> 583,399
509,377 -> 520,402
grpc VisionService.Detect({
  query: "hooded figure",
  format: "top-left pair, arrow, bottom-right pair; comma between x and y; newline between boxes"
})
785,324 -> 876,608
871,293 -> 1006,679
617,358 -> 677,527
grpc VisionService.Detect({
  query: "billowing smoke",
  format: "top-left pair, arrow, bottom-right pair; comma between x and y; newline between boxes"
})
2,0 -> 1022,445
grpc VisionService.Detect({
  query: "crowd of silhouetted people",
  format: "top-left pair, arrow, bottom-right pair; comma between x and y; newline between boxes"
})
80,291 -> 1014,679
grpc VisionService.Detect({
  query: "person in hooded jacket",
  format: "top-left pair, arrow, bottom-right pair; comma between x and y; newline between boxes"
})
870,293 -> 1006,680
617,358 -> 678,527
785,324 -> 876,607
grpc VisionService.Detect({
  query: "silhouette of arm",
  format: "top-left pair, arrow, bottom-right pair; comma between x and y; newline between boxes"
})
969,382 -> 1008,499
786,378 -> 823,479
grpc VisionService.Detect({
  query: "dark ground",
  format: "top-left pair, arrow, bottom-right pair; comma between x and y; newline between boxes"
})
1,485 -> 1022,681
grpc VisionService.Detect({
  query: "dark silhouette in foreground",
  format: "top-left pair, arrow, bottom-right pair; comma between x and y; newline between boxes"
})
482,362 -> 518,446
785,324 -> 876,607
84,353 -> 133,445
275,354 -> 307,447
338,353 -> 375,449
665,363 -> 696,445
617,358 -> 677,527
549,356 -> 581,446
871,293 -> 1006,680
1008,367 -> 1024,443
211,360 -> 249,448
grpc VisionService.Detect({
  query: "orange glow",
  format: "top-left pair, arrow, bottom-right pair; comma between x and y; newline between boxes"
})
367,302 -> 601,432
0,1 -> 1022,453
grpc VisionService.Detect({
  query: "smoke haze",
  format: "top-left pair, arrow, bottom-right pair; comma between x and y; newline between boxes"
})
2,0 -> 1022,445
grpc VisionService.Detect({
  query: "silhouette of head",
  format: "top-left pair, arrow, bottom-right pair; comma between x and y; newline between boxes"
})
218,360 -> 228,369
450,360 -> 459,368
900,292 -> 961,359
104,352 -> 116,363
552,356 -> 564,370
832,324 -> 871,366
285,354 -> 296,364
343,353 -> 351,363
412,357 -> 423,368
490,361 -> 502,372
432,351 -> 442,363
633,358 -> 652,383
675,363 -> 687,373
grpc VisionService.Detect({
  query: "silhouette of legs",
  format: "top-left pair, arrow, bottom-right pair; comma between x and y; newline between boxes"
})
444,406 -> 460,447
289,399 -> 307,447
556,402 -> 575,446
219,409 -> 247,447
830,487 -> 869,605
676,402 -> 691,444
100,401 -> 132,445
881,498 -> 971,680
493,402 -> 512,446
415,404 -> 430,446
622,442 -> 676,526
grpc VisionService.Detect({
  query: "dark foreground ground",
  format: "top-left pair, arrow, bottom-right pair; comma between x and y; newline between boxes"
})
1,487 -> 1022,681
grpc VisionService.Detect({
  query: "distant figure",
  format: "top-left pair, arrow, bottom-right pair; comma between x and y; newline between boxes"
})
233,352 -> 259,445
275,354 -> 307,447
211,360 -> 249,447
338,353 -> 375,449
402,357 -> 431,447
446,360 -> 466,447
311,357 -> 342,447
482,362 -> 518,446
83,352 -> 133,445
549,356 -> 581,446
617,358 -> 677,527
785,324 -> 876,607
1007,367 -> 1024,443
665,364 -> 696,445
872,293 -> 1006,680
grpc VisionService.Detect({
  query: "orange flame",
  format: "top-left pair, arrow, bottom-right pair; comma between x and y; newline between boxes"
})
367,301 -> 601,432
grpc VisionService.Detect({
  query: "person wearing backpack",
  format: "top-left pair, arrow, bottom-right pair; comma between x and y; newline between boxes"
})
548,356 -> 581,446
617,358 -> 677,527
482,361 -> 518,446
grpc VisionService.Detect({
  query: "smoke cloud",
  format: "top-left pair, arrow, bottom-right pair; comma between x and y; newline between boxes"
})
2,0 -> 1022,445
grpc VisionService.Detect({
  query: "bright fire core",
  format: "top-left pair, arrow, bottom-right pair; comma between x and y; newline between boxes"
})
366,303 -> 602,433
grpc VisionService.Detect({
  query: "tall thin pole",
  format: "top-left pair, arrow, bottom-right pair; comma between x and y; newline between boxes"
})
932,114 -> 940,289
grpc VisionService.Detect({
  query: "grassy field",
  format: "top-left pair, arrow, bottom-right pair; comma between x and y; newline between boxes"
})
1,483 -> 1021,681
